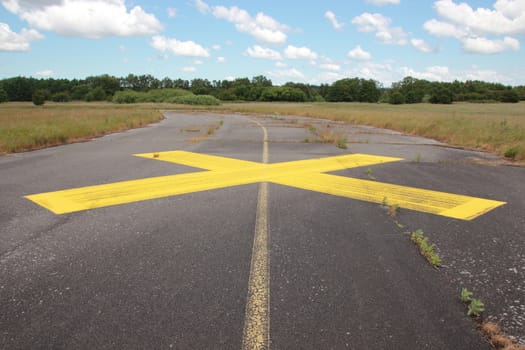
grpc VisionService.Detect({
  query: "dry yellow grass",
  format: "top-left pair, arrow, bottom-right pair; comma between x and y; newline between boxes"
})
2,101 -> 524,162
0,102 -> 163,154
215,102 -> 525,161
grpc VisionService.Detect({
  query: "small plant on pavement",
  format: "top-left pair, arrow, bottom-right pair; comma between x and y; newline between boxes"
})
409,229 -> 442,267
365,167 -> 376,180
460,287 -> 473,303
336,137 -> 347,149
460,288 -> 485,317
467,298 -> 485,317
388,203 -> 399,218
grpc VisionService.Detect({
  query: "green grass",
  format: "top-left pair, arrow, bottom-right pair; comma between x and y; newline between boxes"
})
0,102 -> 163,154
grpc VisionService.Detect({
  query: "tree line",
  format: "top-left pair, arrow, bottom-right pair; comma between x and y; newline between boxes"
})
0,74 -> 523,105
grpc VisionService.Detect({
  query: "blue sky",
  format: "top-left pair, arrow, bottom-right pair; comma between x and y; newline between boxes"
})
1,0 -> 524,86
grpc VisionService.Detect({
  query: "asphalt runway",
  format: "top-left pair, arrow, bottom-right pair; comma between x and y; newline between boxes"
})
1,111 -> 523,349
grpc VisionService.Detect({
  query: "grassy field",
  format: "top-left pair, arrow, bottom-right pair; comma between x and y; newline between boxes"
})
0,102 -> 164,154
1,101 -> 524,162
214,102 -> 525,162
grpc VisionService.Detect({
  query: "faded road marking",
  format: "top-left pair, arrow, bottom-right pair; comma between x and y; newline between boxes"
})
242,122 -> 270,349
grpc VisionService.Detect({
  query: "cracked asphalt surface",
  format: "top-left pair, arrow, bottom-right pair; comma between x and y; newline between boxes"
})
0,111 -> 523,349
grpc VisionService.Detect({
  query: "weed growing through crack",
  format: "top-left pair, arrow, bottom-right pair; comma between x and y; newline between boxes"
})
365,167 -> 376,180
409,229 -> 442,267
388,203 -> 399,218
190,121 -> 222,143
336,137 -> 348,149
468,298 -> 486,317
460,288 -> 485,317
306,123 -> 317,133
460,287 -> 473,303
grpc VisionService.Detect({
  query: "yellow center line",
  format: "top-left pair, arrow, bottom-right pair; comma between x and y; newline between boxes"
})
242,120 -> 270,350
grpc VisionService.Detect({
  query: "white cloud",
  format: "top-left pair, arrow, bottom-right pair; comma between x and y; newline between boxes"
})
352,12 -> 408,44
347,45 -> 372,60
212,44 -> 221,50
464,67 -> 509,82
434,0 -> 525,36
268,68 -> 305,80
425,0 -> 525,54
320,63 -> 341,71
194,0 -> 210,14
211,5 -> 288,44
35,69 -> 53,77
181,66 -> 197,72
151,36 -> 210,57
366,0 -> 400,5
462,36 -> 520,53
217,56 -> 225,63
317,71 -> 344,83
193,60 -> 204,65
0,22 -> 43,51
344,62 -> 394,85
423,19 -> 464,38
411,38 -> 437,53
400,65 -> 452,81
325,10 -> 344,30
245,45 -> 282,60
275,61 -> 287,68
2,0 -> 162,38
167,7 -> 177,18
284,45 -> 318,60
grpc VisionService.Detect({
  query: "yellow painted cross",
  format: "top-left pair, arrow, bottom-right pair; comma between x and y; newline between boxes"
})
26,151 -> 505,220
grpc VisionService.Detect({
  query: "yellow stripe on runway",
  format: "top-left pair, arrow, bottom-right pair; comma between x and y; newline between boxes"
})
26,150 -> 505,220
273,173 -> 505,220
242,121 -> 270,350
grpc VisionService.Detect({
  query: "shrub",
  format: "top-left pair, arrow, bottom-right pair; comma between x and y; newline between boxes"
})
500,90 -> 520,103
51,91 -> 71,102
113,90 -> 140,103
85,86 -> 107,101
32,89 -> 47,106
389,92 -> 405,105
259,86 -> 307,102
113,88 -> 194,103
504,147 -> 519,159
169,94 -> 221,105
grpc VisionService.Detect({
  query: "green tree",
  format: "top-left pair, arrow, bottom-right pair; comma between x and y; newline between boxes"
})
326,78 -> 360,102
500,90 -> 519,103
388,91 -> 405,104
0,87 -> 8,103
85,86 -> 107,101
358,79 -> 381,102
2,76 -> 35,101
71,84 -> 90,100
391,76 -> 428,103
86,74 -> 120,96
191,78 -> 212,95
251,75 -> 272,87
32,89 -> 47,106
51,91 -> 71,102
429,86 -> 453,104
